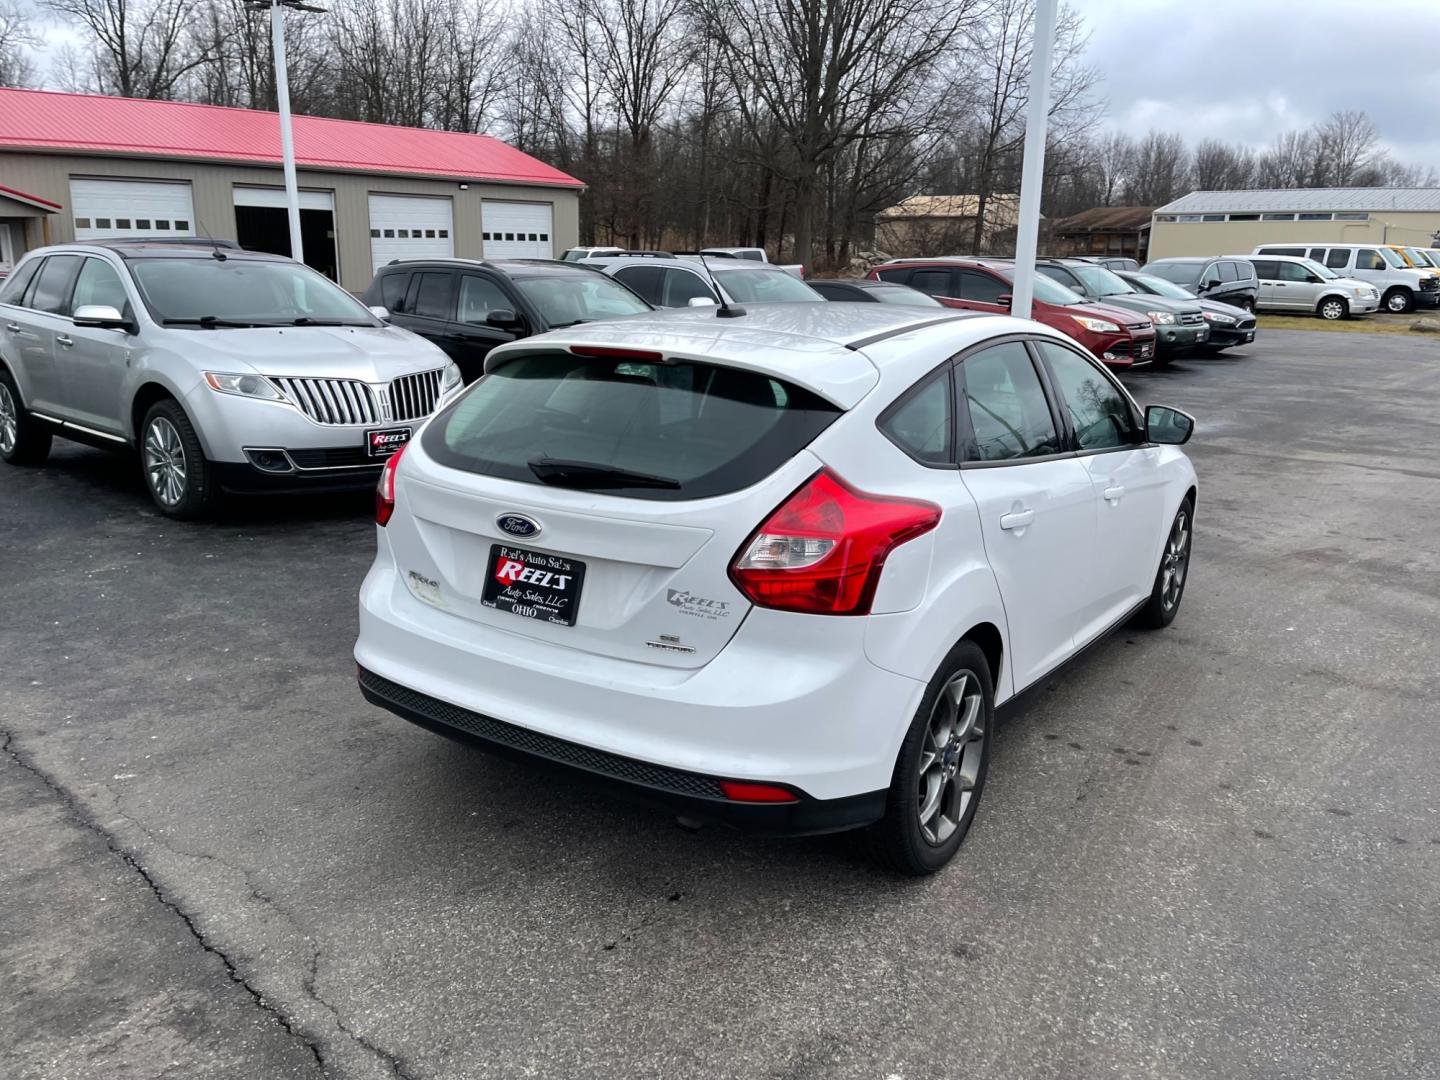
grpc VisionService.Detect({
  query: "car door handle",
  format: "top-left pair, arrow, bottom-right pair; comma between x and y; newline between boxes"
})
4,322 -> 19,333
55,334 -> 74,347
999,508 -> 1034,531
1103,485 -> 1125,502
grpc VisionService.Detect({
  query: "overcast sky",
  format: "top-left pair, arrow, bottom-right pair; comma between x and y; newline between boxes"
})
1072,0 -> 1440,169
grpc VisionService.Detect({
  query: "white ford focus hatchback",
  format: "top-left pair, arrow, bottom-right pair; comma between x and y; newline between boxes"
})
355,304 -> 1197,874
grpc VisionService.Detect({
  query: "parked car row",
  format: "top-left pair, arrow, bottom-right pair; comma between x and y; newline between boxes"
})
2,236 -> 1202,877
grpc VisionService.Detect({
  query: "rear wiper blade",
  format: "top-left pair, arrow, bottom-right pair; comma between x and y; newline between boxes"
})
161,315 -> 268,329
527,456 -> 680,490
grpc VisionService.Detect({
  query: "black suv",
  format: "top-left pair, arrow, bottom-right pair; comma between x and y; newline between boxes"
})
361,259 -> 652,382
1141,257 -> 1259,311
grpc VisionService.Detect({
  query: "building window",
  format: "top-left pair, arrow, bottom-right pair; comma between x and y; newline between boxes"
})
1177,215 -> 1203,223
439,229 -> 448,238
1298,212 -> 1332,221
397,229 -> 409,238
1334,212 -> 1369,221
1261,213 -> 1296,221
155,219 -> 170,229
175,220 -> 189,230
540,233 -> 548,241
370,229 -> 380,238
383,229 -> 394,238
1228,214 -> 1259,221
115,218 -> 131,229
425,229 -> 436,238
96,218 -> 112,228
75,217 -> 91,229
1155,215 -> 1176,223
1202,214 -> 1225,222
135,219 -> 151,229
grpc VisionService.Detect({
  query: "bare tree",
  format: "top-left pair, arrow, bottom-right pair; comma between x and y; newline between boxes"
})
1192,138 -> 1254,191
0,0 -> 39,87
699,0 -> 978,268
1125,131 -> 1189,205
44,0 -> 214,98
1314,109 -> 1379,186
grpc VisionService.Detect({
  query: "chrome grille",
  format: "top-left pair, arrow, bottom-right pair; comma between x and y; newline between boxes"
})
271,377 -> 380,426
1180,312 -> 1205,325
388,369 -> 444,422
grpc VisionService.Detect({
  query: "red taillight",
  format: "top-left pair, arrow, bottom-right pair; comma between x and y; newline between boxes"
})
375,443 -> 407,526
720,781 -> 799,803
729,469 -> 940,616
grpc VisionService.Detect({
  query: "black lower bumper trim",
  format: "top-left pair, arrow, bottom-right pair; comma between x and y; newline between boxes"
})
215,460 -> 382,494
357,666 -> 887,836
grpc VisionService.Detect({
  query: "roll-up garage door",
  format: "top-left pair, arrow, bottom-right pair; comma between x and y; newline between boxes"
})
481,202 -> 553,259
368,195 -> 454,274
70,179 -> 195,241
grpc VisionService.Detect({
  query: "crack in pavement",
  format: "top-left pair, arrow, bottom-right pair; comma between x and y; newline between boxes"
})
1,728 -> 418,1080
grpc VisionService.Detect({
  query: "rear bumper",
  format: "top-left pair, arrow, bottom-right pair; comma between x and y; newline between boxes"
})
354,558 -> 926,810
358,666 -> 887,835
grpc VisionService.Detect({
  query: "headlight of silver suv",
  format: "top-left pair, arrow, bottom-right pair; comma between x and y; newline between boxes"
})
440,361 -> 463,396
203,372 -> 286,401
1146,311 -> 1177,325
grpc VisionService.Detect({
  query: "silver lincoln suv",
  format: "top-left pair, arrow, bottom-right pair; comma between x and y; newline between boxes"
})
0,240 -> 459,518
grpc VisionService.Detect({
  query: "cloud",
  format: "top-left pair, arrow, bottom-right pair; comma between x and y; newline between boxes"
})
1069,0 -> 1440,166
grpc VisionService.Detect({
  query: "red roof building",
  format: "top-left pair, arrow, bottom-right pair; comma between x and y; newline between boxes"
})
0,88 -> 585,289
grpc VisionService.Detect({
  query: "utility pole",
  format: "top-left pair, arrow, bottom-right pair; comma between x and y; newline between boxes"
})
1008,0 -> 1057,321
248,1 -> 326,266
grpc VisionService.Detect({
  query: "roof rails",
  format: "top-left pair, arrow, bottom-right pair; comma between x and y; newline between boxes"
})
94,237 -> 242,250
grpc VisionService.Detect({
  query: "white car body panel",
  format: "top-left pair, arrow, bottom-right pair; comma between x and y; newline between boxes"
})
355,304 -> 1197,809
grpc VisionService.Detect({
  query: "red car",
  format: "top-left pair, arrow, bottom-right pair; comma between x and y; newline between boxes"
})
868,258 -> 1157,368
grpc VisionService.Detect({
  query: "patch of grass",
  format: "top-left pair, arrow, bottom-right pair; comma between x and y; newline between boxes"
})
1256,313 -> 1430,336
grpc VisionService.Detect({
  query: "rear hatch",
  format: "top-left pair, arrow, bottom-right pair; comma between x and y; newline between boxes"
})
385,344 -> 848,668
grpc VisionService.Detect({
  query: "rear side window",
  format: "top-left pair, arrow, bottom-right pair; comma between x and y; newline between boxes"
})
879,368 -> 952,465
1251,260 -> 1278,280
380,271 -> 411,313
614,265 -> 665,305
1267,247 -> 1306,257
909,269 -> 955,298
29,254 -> 81,315
0,257 -> 41,305
1324,249 -> 1349,269
408,272 -> 455,319
424,352 -> 841,501
873,267 -> 912,284
957,269 -> 1009,303
959,341 -> 1060,462
1217,261 -> 1239,282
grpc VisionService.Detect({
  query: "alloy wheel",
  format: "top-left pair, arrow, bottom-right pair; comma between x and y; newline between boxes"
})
0,384 -> 16,455
1320,300 -> 1344,320
916,669 -> 985,845
1160,509 -> 1191,612
1387,292 -> 1409,313
144,416 -> 187,507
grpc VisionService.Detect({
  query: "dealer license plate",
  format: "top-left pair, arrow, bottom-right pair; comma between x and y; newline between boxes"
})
480,544 -> 586,627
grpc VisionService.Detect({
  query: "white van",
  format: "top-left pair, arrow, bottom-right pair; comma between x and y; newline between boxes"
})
1252,243 -> 1439,313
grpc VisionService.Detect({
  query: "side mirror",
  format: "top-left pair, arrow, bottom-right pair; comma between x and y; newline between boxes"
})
368,305 -> 391,321
72,304 -> 134,333
1146,404 -> 1195,445
485,308 -> 523,331
687,296 -> 718,307
995,294 -> 1013,308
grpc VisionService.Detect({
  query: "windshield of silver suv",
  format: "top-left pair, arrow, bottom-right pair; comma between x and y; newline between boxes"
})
713,267 -> 822,303
511,273 -> 650,327
129,256 -> 376,327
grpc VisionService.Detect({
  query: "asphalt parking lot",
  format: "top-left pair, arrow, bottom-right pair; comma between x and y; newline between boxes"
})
3,329 -> 1438,1080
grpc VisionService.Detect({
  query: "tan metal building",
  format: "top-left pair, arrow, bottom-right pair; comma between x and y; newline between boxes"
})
875,194 -> 1030,256
0,88 -> 584,293
1148,188 -> 1440,262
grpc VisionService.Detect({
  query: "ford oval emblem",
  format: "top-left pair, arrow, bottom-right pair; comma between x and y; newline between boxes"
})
496,513 -> 541,539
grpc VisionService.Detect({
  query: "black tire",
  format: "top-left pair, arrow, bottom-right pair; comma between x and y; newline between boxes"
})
1383,288 -> 1414,314
1238,297 -> 1255,314
1136,498 -> 1193,629
1317,296 -> 1348,321
866,640 -> 993,876
139,398 -> 220,519
0,366 -> 52,466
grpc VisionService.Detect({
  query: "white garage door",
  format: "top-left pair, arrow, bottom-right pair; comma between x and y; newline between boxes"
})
368,195 -> 453,274
234,186 -> 335,212
70,179 -> 195,241
482,201 -> 553,259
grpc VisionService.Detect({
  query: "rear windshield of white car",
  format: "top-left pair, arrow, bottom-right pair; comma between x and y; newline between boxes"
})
423,351 -> 841,500
128,257 -> 375,326
714,268 -> 822,303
